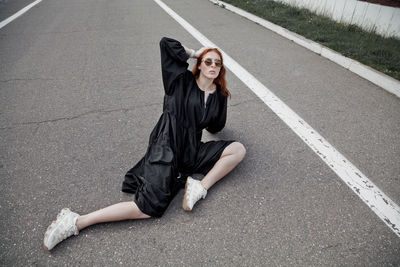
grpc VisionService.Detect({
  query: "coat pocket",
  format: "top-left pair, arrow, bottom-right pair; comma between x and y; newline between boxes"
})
148,144 -> 174,165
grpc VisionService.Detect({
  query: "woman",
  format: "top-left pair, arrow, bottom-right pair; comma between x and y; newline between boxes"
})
43,37 -> 246,250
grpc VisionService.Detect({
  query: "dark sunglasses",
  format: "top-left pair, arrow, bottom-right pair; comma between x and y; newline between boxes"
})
202,58 -> 222,67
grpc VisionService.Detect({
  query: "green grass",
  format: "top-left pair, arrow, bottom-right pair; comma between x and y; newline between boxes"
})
220,0 -> 400,81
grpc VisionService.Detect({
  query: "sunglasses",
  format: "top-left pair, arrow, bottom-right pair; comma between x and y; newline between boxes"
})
202,58 -> 222,67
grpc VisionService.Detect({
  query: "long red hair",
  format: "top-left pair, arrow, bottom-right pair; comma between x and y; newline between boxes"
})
191,48 -> 231,98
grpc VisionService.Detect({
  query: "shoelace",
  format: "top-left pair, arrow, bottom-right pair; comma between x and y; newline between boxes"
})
60,223 -> 77,240
60,225 -> 73,240
188,180 -> 205,204
56,216 -> 78,241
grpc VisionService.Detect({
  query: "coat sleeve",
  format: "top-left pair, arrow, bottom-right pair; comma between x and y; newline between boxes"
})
159,37 -> 190,95
206,95 -> 227,134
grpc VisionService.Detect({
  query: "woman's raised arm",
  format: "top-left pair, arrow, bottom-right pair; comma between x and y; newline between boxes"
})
159,37 -> 190,95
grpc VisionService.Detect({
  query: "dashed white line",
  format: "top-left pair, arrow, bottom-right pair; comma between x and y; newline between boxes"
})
0,0 -> 42,30
154,0 -> 400,237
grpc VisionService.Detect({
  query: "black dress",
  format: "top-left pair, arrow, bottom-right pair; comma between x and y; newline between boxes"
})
122,37 -> 235,217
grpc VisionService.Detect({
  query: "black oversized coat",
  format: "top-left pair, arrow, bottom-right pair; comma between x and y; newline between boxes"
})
122,37 -> 234,217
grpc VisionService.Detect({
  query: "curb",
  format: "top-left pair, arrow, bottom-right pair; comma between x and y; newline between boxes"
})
210,0 -> 400,98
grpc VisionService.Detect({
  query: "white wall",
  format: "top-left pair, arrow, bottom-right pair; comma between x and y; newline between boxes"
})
276,0 -> 400,38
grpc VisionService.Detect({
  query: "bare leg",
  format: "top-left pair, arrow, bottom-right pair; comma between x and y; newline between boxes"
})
76,201 -> 150,231
200,142 -> 246,190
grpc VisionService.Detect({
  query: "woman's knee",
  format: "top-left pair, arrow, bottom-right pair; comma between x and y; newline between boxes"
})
233,142 -> 246,161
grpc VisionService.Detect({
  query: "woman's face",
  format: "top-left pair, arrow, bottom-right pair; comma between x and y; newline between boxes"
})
198,51 -> 222,80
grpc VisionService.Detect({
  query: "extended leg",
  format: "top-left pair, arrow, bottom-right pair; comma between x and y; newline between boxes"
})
76,201 -> 151,231
44,201 -> 150,250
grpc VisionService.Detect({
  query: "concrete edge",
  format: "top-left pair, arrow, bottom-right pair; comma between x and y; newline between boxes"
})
209,0 -> 400,98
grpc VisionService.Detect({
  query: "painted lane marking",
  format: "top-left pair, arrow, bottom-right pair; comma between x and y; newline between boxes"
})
0,0 -> 42,30
154,0 -> 400,237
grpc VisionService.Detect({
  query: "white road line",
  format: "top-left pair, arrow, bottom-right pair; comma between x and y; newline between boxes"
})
154,0 -> 400,237
0,0 -> 42,30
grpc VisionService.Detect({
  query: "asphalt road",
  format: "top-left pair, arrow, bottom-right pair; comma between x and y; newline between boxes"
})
0,0 -> 399,265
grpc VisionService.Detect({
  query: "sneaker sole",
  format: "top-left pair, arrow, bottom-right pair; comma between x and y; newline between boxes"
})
182,180 -> 191,211
43,208 -> 69,251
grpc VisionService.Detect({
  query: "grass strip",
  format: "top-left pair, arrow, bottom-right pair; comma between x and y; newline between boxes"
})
220,0 -> 400,81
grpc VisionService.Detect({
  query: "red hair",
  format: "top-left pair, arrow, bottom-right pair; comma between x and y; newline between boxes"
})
191,48 -> 231,98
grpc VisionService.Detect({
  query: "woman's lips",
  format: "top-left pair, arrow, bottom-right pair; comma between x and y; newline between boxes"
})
209,71 -> 216,74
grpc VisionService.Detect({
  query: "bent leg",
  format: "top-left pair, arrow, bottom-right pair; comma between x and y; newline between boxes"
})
76,201 -> 151,231
200,141 -> 246,190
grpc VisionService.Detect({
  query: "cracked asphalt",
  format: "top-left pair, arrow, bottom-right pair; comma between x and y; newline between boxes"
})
1,0 -> 399,265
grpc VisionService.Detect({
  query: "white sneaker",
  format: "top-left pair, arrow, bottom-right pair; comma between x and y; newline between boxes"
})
182,177 -> 207,211
43,208 -> 80,250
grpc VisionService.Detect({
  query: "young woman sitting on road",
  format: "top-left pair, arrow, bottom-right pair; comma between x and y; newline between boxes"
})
43,37 -> 246,251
